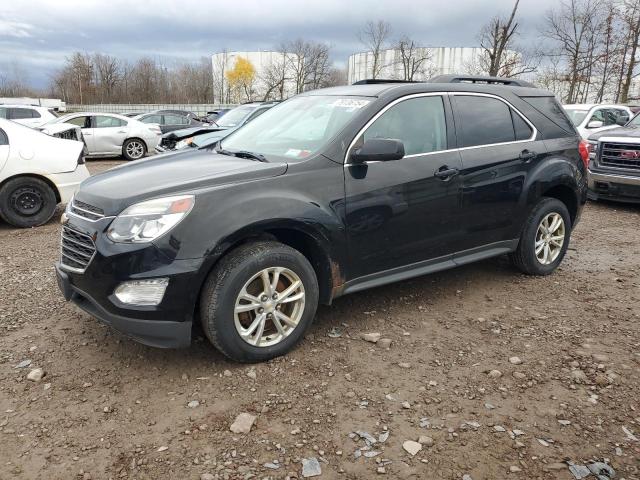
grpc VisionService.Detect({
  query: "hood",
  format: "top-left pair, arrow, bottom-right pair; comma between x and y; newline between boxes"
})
589,125 -> 640,141
76,149 -> 288,215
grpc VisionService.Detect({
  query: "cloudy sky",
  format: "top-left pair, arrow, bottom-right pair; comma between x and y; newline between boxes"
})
0,0 -> 557,89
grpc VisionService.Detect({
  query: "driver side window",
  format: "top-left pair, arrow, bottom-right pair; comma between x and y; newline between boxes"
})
361,96 -> 447,156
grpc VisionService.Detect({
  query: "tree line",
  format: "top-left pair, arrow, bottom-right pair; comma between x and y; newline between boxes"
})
1,0 -> 639,105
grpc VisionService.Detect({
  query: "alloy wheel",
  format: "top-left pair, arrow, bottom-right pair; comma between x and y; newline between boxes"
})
535,212 -> 565,265
234,267 -> 306,347
126,141 -> 145,159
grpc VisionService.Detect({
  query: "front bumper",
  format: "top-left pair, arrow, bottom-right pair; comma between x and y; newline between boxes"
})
55,215 -> 208,348
56,263 -> 192,348
47,165 -> 91,203
588,169 -> 640,203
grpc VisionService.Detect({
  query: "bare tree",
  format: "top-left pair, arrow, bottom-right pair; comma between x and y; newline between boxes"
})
93,53 -> 120,103
395,36 -> 432,81
542,0 -> 605,103
357,20 -> 392,79
479,0 -> 522,76
618,0 -> 640,102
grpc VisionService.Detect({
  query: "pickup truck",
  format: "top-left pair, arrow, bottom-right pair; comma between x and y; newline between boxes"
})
587,113 -> 640,204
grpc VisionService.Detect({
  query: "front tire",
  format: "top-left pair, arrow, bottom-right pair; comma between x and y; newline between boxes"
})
511,197 -> 571,276
0,177 -> 58,228
200,241 -> 319,362
122,138 -> 146,161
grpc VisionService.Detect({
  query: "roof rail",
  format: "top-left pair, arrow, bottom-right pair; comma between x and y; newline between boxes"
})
353,79 -> 423,85
429,74 -> 535,88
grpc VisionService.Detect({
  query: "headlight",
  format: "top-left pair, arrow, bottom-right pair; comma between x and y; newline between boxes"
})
175,137 -> 194,150
587,140 -> 598,160
107,195 -> 194,243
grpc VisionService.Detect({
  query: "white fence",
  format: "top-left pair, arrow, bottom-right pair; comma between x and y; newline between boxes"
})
66,103 -> 238,116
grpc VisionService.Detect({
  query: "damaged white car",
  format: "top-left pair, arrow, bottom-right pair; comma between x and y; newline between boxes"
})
0,119 -> 89,228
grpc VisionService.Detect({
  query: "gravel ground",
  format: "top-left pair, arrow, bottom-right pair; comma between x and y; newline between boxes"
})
1,159 -> 639,480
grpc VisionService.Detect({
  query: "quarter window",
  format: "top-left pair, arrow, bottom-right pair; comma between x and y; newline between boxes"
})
362,96 -> 447,156
511,110 -> 533,140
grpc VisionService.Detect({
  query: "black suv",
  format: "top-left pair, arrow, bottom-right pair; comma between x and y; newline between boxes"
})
55,75 -> 587,362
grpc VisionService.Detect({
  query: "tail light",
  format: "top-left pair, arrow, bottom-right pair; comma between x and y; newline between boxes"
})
578,140 -> 590,168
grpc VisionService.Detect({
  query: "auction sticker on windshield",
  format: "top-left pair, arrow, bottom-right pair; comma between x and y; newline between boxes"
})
331,99 -> 370,111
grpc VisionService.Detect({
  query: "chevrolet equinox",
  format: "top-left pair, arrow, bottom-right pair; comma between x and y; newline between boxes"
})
55,75 -> 588,362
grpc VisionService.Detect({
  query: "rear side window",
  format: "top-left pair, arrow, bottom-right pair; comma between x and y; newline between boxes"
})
141,114 -> 162,124
164,114 -> 188,125
363,96 -> 447,155
94,116 -> 126,128
455,96 -> 521,147
520,96 -> 575,135
0,128 -> 7,145
9,108 -> 36,120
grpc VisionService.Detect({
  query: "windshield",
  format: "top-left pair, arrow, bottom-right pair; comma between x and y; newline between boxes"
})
563,108 -> 589,126
221,95 -> 372,161
217,105 -> 255,128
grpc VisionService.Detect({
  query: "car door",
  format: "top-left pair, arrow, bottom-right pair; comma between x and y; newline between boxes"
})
451,93 -> 542,252
344,94 -> 463,279
65,115 -> 94,152
91,115 -> 128,155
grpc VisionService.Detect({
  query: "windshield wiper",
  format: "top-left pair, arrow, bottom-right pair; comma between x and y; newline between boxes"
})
214,146 -> 267,162
233,150 -> 268,162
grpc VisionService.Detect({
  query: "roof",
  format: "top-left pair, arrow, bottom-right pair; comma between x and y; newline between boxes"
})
305,81 -> 551,98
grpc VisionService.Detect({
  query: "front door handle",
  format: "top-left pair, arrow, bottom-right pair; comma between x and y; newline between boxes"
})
434,166 -> 459,180
519,150 -> 536,161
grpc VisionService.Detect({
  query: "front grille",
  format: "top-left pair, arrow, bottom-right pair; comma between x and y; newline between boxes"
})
70,198 -> 104,221
599,142 -> 640,171
60,225 -> 96,272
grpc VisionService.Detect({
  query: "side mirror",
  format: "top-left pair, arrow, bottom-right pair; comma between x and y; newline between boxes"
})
587,120 -> 604,129
616,116 -> 628,126
351,138 -> 405,163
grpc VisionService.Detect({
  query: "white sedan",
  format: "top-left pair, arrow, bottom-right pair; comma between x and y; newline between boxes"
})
47,112 -> 161,161
0,119 -> 89,228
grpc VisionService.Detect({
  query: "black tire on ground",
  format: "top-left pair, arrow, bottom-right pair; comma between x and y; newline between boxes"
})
122,138 -> 147,161
200,241 -> 319,363
510,197 -> 572,276
0,177 -> 58,228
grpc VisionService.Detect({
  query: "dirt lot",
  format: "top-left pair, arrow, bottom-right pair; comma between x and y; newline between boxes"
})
1,159 -> 639,480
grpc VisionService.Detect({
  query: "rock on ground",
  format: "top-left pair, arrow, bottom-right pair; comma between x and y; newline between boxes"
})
229,413 -> 257,434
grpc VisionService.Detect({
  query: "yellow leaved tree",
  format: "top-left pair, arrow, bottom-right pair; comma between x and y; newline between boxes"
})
225,57 -> 256,103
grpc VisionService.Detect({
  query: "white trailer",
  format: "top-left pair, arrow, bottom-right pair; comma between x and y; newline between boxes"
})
0,97 -> 66,112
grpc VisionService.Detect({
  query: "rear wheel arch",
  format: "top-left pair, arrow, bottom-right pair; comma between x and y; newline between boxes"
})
541,184 -> 578,225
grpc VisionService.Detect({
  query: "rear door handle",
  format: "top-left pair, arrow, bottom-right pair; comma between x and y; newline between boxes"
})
519,150 -> 536,161
434,166 -> 459,180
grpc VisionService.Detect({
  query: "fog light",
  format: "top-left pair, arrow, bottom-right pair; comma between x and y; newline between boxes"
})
114,278 -> 169,306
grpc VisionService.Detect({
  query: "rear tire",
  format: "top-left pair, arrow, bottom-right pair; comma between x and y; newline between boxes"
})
122,138 -> 146,161
200,241 -> 319,363
0,177 -> 58,228
511,197 -> 571,276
